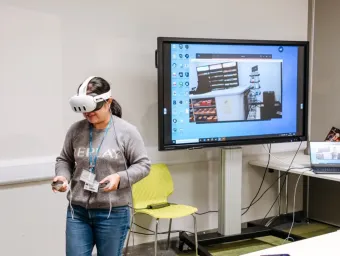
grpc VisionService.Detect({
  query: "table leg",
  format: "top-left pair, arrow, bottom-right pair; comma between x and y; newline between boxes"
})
302,175 -> 310,223
285,174 -> 289,214
278,170 -> 281,215
306,176 -> 310,223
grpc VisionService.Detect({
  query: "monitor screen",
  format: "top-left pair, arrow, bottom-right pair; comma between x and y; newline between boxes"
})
157,37 -> 309,151
310,142 -> 340,165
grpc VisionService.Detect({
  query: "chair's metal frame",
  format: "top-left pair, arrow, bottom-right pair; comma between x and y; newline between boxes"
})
125,213 -> 198,256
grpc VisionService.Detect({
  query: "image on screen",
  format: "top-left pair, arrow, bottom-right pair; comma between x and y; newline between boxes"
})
159,40 -> 308,149
188,58 -> 282,123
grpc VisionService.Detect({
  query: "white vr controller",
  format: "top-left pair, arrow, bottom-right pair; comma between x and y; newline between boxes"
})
69,76 -> 111,113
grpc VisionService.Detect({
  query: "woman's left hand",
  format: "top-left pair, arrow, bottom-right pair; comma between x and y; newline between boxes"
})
99,174 -> 121,192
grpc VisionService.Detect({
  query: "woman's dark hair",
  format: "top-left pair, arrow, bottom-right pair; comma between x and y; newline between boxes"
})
78,77 -> 122,118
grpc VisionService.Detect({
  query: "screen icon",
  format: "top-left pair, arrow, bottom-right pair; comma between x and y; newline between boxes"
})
185,82 -> 189,86
185,54 -> 189,58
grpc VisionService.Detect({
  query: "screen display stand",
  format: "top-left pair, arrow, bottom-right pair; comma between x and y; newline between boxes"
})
218,147 -> 242,235
178,147 -> 306,256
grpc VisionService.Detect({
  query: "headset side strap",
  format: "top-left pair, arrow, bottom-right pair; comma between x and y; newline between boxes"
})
93,90 -> 112,102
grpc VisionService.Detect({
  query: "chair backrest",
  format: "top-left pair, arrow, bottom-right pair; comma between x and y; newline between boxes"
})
132,163 -> 174,209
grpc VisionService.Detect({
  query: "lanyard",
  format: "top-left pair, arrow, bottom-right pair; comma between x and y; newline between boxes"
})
89,116 -> 112,173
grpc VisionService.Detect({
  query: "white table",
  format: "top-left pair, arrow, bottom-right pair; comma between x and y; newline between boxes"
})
248,151 -> 340,183
248,150 -> 340,222
241,230 -> 340,256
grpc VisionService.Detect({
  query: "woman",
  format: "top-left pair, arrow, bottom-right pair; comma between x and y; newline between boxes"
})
52,77 -> 151,256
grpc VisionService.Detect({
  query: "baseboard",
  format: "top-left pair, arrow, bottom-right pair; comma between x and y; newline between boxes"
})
248,211 -> 305,226
125,228 -> 218,248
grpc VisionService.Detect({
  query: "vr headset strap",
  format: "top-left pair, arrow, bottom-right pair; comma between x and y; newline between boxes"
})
78,76 -> 96,95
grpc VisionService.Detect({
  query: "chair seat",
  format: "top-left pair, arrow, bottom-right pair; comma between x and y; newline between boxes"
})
136,204 -> 198,219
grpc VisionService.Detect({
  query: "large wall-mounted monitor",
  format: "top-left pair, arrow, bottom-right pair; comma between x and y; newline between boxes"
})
156,37 -> 309,151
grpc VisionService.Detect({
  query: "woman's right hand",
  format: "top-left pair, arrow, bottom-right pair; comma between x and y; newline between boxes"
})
52,176 -> 68,193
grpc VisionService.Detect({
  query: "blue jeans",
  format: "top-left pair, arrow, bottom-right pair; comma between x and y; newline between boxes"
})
66,205 -> 130,256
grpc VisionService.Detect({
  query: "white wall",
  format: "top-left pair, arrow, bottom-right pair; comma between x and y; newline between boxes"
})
310,0 -> 340,140
306,0 -> 340,226
0,5 -> 63,159
0,0 -> 309,255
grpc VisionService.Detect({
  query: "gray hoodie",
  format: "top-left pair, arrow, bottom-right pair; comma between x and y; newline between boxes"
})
55,115 -> 151,209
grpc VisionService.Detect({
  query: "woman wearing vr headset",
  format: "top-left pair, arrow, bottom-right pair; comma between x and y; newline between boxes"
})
52,76 -> 151,256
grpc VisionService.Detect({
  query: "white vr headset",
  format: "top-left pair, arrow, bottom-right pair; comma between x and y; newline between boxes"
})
69,76 -> 112,113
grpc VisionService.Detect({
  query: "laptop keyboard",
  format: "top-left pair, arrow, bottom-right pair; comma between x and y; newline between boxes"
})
314,167 -> 340,173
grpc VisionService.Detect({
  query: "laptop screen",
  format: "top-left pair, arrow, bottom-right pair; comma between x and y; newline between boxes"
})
310,142 -> 340,166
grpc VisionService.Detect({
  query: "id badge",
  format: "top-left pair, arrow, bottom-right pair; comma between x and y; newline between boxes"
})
84,180 -> 99,193
80,169 -> 96,184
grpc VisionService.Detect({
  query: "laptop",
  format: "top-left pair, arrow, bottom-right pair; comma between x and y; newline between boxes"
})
310,141 -> 340,174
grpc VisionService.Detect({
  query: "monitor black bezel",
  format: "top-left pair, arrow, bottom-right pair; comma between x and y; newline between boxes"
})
157,37 -> 310,151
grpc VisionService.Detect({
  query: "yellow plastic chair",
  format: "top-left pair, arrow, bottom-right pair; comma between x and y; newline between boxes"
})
125,163 -> 198,256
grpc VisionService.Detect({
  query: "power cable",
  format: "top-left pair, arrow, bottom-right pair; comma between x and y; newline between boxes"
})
242,144 -> 271,215
260,141 -> 303,224
242,142 -> 304,217
282,169 -> 310,244
195,210 -> 218,215
131,210 -> 215,236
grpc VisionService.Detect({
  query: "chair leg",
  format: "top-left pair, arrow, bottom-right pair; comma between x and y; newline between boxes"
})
192,214 -> 198,256
124,213 -> 135,256
167,218 -> 172,250
155,219 -> 159,256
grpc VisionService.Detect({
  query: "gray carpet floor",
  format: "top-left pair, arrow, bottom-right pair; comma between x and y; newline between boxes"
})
124,220 -> 338,255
